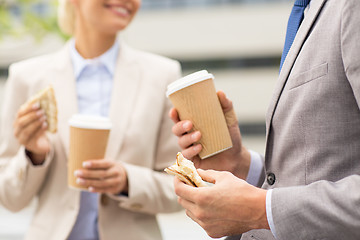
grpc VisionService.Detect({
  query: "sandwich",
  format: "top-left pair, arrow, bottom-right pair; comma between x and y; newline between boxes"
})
165,152 -> 208,187
23,86 -> 58,133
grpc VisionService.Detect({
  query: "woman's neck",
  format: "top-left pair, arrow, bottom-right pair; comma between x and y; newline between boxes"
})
74,23 -> 117,59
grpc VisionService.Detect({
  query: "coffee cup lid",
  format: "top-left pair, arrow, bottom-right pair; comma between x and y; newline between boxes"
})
68,114 -> 112,130
166,70 -> 214,97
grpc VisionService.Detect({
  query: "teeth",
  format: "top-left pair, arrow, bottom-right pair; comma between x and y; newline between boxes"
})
113,7 -> 128,15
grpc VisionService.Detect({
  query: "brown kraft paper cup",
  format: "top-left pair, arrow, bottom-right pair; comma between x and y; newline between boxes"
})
68,115 -> 112,190
166,70 -> 232,159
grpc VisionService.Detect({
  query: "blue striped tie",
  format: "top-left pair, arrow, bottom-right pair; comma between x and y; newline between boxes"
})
280,0 -> 311,70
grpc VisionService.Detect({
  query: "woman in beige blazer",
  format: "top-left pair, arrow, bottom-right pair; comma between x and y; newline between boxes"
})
0,0 -> 182,239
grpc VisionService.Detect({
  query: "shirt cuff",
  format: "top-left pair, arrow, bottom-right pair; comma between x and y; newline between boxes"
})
266,189 -> 278,239
246,150 -> 263,186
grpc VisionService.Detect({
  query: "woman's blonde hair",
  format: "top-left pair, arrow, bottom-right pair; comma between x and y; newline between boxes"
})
57,0 -> 76,36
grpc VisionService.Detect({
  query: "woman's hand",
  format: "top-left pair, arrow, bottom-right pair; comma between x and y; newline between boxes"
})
74,159 -> 129,195
13,102 -> 50,164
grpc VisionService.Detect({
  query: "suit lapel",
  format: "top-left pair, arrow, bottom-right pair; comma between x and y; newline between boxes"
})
105,44 -> 142,159
51,43 -> 78,157
265,0 -> 327,137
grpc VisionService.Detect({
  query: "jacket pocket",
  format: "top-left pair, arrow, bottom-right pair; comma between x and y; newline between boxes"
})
288,62 -> 328,90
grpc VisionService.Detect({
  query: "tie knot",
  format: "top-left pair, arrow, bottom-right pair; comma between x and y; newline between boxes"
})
295,0 -> 310,7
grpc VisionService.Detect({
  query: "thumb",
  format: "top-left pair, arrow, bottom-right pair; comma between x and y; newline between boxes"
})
168,107 -> 180,123
217,90 -> 238,126
197,169 -> 222,184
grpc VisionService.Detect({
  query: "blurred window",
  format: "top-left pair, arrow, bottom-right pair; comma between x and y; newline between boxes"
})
141,0 -> 288,9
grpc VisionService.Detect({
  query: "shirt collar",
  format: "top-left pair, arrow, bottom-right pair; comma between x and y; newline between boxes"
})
304,1 -> 311,16
69,39 -> 119,79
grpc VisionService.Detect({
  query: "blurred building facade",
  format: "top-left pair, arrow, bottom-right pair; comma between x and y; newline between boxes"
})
0,1 -> 292,239
0,0 -> 291,128
123,1 -> 291,132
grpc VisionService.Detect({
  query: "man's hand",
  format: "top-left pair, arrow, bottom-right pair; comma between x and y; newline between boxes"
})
169,90 -> 250,180
174,169 -> 269,238
13,102 -> 50,164
74,159 -> 128,195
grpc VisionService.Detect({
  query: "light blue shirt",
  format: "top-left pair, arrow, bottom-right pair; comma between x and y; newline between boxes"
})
67,39 -> 119,240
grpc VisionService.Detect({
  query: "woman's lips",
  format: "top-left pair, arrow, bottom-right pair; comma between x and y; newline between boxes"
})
106,5 -> 131,17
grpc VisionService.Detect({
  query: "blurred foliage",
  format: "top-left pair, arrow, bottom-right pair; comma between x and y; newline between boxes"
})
0,0 -> 68,40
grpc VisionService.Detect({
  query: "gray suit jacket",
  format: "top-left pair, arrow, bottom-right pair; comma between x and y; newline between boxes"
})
239,0 -> 360,239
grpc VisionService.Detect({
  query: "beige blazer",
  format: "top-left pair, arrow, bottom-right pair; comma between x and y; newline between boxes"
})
241,0 -> 360,239
0,41 -> 182,240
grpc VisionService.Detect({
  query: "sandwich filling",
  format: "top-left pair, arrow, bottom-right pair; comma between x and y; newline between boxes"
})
165,152 -> 208,187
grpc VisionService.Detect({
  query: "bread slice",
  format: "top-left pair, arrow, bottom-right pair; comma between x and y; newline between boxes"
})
165,152 -> 208,187
24,86 -> 58,133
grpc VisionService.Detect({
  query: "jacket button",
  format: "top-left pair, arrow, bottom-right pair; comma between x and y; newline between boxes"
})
100,194 -> 109,206
267,172 -> 276,185
130,203 -> 143,210
17,168 -> 24,181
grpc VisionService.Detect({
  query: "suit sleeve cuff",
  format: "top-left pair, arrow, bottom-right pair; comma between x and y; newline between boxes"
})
266,189 -> 278,239
246,150 -> 264,186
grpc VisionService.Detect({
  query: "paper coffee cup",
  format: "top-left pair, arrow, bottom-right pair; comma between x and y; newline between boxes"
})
166,70 -> 232,159
68,114 -> 112,190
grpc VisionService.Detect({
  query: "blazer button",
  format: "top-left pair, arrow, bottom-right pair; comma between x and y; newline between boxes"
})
130,203 -> 143,210
267,172 -> 276,185
100,194 -> 109,206
17,168 -> 24,181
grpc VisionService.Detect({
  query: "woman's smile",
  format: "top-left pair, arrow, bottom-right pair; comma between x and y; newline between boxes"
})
105,4 -> 131,18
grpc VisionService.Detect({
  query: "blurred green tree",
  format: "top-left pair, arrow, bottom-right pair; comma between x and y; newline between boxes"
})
0,0 -> 67,40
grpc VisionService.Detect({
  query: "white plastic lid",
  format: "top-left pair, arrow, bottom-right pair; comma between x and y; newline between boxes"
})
68,114 -> 112,130
166,70 -> 214,97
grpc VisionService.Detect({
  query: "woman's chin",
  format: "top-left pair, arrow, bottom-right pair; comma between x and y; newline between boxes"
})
104,21 -> 130,34
96,25 -> 127,36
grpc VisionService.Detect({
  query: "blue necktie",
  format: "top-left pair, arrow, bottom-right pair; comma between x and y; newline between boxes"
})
280,0 -> 311,70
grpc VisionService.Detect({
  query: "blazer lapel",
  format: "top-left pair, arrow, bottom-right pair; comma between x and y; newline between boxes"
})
265,0 -> 327,137
50,42 -> 141,159
51,43 -> 78,157
105,44 -> 142,159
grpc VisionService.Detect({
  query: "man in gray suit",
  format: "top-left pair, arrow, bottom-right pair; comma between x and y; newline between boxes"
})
169,0 -> 360,239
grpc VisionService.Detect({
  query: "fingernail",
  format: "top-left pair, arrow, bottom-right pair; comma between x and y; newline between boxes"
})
192,131 -> 200,140
32,102 -> 40,109
74,170 -> 81,177
36,109 -> 44,116
88,187 -> 95,192
76,178 -> 85,185
183,121 -> 191,130
42,122 -> 48,128
194,144 -> 202,151
39,115 -> 47,122
83,162 -> 91,168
